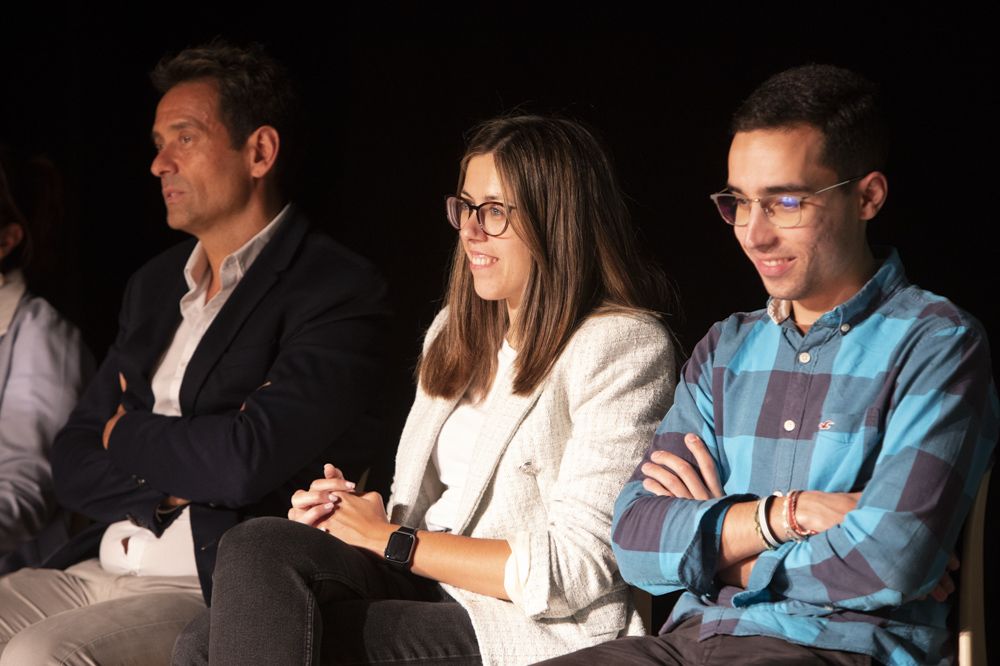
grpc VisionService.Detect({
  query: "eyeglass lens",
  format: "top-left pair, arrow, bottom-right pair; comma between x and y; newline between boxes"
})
713,194 -> 802,228
446,197 -> 509,236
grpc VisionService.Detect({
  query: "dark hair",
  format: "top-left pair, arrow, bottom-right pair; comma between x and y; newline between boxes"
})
420,115 -> 675,398
731,64 -> 888,178
151,40 -> 296,165
0,147 -> 62,277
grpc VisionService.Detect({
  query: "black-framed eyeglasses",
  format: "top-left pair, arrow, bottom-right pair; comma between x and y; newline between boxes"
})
445,196 -> 515,237
708,176 -> 863,229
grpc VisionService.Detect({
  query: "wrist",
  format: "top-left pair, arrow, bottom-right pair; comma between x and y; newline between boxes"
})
383,525 -> 421,567
754,494 -> 782,550
767,494 -> 788,544
365,523 -> 397,555
786,490 -> 819,538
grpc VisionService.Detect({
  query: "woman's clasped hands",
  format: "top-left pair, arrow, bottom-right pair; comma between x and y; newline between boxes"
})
288,463 -> 394,554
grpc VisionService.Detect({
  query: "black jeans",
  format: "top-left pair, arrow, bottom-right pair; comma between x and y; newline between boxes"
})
172,517 -> 481,665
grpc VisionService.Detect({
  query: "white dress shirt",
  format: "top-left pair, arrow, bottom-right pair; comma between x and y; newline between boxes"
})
100,206 -> 288,576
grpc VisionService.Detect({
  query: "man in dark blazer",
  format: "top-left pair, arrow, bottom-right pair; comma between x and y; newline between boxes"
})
0,43 -> 391,665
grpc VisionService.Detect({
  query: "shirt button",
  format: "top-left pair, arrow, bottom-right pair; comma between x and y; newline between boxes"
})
783,419 -> 796,432
840,323 -> 851,333
798,352 -> 811,364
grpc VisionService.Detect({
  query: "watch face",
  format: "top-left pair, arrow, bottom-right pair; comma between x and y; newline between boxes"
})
385,529 -> 416,564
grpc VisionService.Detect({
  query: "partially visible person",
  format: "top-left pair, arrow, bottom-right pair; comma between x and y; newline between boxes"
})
0,150 -> 93,574
173,115 -> 679,666
0,42 -> 391,665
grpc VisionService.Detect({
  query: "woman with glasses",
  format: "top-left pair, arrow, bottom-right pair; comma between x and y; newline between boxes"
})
173,115 -> 678,666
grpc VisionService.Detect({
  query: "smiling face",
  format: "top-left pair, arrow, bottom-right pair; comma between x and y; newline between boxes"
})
728,125 -> 877,325
150,79 -> 254,238
459,153 -> 533,321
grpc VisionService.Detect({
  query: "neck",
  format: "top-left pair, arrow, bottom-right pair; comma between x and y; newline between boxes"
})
791,246 -> 876,330
505,301 -> 521,350
199,189 -> 284,300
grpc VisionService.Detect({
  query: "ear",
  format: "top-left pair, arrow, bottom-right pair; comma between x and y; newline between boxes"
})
0,223 -> 24,260
857,171 -> 888,221
245,125 -> 281,180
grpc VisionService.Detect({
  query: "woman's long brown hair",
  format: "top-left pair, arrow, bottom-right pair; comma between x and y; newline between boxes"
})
420,115 -> 674,398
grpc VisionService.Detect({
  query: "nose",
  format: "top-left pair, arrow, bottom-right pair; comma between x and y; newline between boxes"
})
459,211 -> 487,242
740,201 -> 778,250
150,145 -> 176,178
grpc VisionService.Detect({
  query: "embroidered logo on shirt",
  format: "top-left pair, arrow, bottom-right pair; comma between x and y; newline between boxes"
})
818,419 -> 835,431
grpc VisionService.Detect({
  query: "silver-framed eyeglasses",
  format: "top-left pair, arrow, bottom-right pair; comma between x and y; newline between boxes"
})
446,196 -> 514,237
709,176 -> 863,229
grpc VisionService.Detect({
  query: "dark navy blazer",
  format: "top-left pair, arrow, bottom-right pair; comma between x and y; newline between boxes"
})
49,207 -> 392,602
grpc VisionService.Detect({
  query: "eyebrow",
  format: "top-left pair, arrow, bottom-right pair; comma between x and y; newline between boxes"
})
727,183 -> 812,196
150,120 -> 204,143
459,190 -> 507,203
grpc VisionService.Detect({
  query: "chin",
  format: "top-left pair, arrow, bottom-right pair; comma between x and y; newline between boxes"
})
472,290 -> 503,304
471,280 -> 502,303
165,213 -> 187,230
759,279 -> 801,303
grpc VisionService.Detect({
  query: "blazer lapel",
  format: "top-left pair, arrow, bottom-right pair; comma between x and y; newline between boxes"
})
450,375 -> 545,535
178,209 -> 308,414
119,273 -> 187,409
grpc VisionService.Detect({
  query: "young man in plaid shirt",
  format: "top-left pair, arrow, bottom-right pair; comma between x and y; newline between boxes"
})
544,65 -> 997,666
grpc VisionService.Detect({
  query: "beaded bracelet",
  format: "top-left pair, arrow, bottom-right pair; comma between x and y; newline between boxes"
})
787,489 -> 819,538
780,491 -> 801,542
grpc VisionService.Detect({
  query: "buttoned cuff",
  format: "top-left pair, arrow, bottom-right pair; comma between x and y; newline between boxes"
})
679,494 -> 754,598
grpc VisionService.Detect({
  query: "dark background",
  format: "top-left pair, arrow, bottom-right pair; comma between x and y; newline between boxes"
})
2,5 -> 996,657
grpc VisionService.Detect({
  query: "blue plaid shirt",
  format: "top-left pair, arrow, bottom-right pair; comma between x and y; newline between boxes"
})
612,249 -> 998,665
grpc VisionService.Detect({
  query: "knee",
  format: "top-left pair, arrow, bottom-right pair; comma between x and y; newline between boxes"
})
2,623 -> 69,666
171,611 -> 210,666
215,517 -> 297,572
214,517 -> 339,584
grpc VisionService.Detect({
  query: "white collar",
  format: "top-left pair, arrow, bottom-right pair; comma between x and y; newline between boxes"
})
181,204 -> 290,299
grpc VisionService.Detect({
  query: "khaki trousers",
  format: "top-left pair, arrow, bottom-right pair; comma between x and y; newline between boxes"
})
0,558 -> 204,666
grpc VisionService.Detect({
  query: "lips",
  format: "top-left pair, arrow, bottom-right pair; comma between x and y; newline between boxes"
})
162,188 -> 184,203
755,256 -> 795,278
468,251 -> 498,268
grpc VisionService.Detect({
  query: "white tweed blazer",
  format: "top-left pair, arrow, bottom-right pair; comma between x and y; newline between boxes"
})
387,308 -> 677,665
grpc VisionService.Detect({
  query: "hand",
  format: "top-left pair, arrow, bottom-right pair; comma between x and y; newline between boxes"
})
793,490 -> 862,534
316,490 -> 393,554
287,463 -> 356,528
240,380 -> 271,412
163,495 -> 190,508
641,433 -> 723,500
102,373 -> 127,450
922,552 -> 960,602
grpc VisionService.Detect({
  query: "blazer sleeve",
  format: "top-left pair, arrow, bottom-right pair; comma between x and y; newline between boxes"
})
51,274 -> 173,529
0,298 -> 94,552
511,314 -> 678,619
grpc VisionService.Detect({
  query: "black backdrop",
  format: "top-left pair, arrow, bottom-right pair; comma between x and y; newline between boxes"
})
3,5 -> 996,655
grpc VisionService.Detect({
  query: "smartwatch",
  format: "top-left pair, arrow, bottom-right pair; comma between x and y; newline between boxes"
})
384,526 -> 418,567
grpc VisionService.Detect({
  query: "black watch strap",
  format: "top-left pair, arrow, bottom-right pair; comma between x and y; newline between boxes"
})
384,526 -> 418,567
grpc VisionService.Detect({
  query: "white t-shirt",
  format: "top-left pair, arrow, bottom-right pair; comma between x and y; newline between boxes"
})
423,339 -> 517,532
